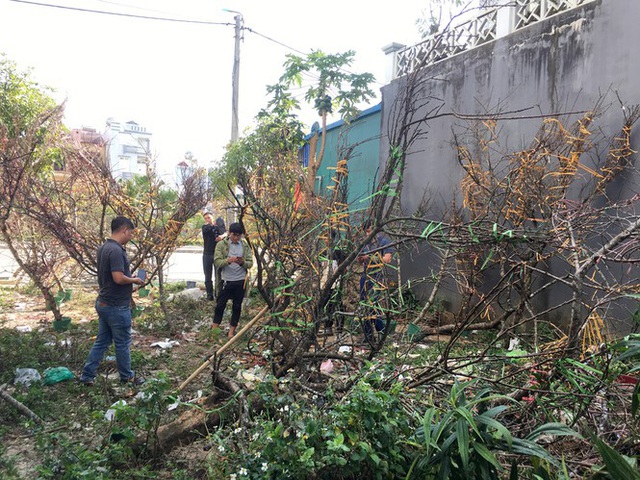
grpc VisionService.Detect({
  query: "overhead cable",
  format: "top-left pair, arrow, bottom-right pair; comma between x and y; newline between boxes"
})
9,0 -> 231,25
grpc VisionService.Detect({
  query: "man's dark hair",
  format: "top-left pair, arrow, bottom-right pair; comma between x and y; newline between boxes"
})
228,222 -> 244,234
112,216 -> 135,233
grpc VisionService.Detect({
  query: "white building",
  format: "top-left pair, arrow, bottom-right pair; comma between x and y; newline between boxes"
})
104,119 -> 152,180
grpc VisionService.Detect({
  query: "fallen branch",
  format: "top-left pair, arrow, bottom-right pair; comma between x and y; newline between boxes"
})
0,383 -> 43,424
413,317 -> 501,340
137,374 -> 256,454
140,390 -> 226,454
213,372 -> 250,425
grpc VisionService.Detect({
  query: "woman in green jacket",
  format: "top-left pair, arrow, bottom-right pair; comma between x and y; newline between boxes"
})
212,222 -> 254,338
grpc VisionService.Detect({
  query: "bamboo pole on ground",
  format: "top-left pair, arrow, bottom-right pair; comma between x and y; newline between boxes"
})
177,299 -> 276,392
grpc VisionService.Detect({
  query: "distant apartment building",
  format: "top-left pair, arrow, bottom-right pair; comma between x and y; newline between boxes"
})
61,126 -> 106,174
104,118 -> 152,180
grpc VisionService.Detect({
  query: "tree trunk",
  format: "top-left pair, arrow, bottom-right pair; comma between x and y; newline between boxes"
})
0,219 -> 62,321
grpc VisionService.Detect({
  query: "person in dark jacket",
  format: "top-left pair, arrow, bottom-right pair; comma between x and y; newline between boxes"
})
357,221 -> 394,344
202,212 -> 225,300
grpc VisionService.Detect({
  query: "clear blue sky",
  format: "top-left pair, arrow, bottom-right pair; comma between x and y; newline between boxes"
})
0,0 -> 427,178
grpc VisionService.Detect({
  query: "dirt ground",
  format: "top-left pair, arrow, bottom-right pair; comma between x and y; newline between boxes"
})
1,285 -> 463,478
0,284 -> 98,330
0,285 -> 209,478
0,284 -> 168,332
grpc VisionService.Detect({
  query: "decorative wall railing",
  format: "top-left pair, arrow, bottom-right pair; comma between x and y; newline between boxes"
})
395,9 -> 497,78
515,0 -> 591,29
392,0 -> 594,78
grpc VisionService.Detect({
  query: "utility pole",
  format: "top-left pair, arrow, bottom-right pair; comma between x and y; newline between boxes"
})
230,12 -> 243,142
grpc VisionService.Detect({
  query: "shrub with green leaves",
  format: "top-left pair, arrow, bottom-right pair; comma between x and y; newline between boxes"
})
35,430 -> 130,480
0,443 -> 19,479
106,373 -> 175,452
404,381 -> 581,480
615,333 -> 640,416
591,433 -> 640,479
208,375 -> 413,479
34,374 -> 176,479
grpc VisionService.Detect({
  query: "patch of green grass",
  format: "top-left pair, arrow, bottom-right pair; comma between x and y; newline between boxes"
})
0,287 -> 14,309
0,330 -> 89,384
0,443 -> 20,479
162,281 -> 190,294
14,281 -> 41,296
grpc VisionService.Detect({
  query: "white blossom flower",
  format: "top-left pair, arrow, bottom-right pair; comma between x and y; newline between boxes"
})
218,445 -> 225,453
234,427 -> 242,434
251,432 -> 259,441
255,451 -> 261,458
261,462 -> 268,471
283,405 -> 289,412
230,475 -> 237,480
239,467 -> 248,475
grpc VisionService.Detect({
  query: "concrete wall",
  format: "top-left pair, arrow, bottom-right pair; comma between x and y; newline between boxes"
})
379,0 -> 639,326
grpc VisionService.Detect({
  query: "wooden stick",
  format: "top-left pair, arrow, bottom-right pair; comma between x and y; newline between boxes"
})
0,383 -> 44,424
177,300 -> 275,392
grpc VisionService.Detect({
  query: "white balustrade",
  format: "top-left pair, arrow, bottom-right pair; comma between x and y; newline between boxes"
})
388,0 -> 594,79
515,0 -> 591,29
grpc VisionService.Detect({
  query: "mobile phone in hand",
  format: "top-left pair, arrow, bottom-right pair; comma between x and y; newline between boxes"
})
137,269 -> 147,281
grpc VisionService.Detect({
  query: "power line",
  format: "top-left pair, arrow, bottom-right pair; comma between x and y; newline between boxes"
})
10,0 -> 380,84
243,26 -> 308,56
243,27 -> 383,86
12,0 -> 306,55
9,0 -> 232,25
94,0 -> 182,17
10,0 -> 384,87
9,1 -> 311,59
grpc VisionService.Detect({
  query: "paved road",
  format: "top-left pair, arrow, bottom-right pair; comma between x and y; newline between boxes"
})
162,246 -> 203,283
0,244 -> 204,284
0,244 -> 18,280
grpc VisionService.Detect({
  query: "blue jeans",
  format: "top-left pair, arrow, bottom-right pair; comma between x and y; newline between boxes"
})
80,300 -> 134,382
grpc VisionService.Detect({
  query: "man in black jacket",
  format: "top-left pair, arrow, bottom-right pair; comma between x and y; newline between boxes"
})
202,212 -> 225,301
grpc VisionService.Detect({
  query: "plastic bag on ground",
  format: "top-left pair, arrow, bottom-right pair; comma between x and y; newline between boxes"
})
42,366 -> 75,385
105,400 -> 128,421
14,368 -> 41,386
150,339 -> 180,349
320,359 -> 334,374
